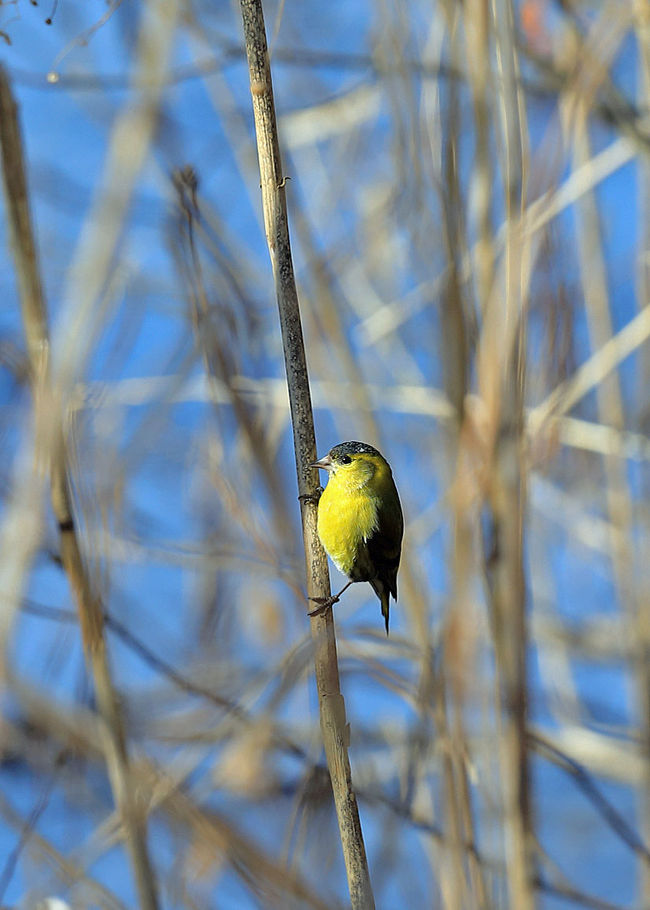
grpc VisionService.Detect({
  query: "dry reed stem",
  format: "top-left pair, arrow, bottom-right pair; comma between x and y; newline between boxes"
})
480,0 -> 535,906
634,6 -> 650,897
172,170 -> 293,543
0,63 -> 160,910
238,1 -> 375,907
530,304 -> 650,431
437,10 -> 489,904
5,673 -> 341,910
573,120 -> 650,899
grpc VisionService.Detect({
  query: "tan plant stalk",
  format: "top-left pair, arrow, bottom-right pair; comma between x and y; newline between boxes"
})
485,0 -> 535,904
0,66 -> 160,910
237,1 -> 375,906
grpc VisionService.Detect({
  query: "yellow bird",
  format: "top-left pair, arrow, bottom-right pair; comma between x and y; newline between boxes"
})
310,441 -> 403,634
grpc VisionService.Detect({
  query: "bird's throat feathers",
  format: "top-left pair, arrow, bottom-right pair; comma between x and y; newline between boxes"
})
326,453 -> 391,495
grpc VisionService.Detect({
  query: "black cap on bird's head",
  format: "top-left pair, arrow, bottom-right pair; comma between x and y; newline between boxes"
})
330,441 -> 382,459
310,441 -> 384,471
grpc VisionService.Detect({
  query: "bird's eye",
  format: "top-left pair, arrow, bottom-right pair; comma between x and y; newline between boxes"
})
340,455 -> 352,465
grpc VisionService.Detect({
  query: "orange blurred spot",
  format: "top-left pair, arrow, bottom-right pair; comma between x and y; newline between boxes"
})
520,0 -> 551,55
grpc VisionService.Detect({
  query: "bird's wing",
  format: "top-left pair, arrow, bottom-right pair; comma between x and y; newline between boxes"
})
366,488 -> 403,599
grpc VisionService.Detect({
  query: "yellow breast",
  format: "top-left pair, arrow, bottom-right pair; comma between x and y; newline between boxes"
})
317,478 -> 378,577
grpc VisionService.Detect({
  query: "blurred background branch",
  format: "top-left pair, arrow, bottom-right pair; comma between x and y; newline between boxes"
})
0,60 -> 161,909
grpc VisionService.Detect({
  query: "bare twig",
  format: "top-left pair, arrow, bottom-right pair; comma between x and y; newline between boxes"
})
530,732 -> 650,862
22,597 -> 309,762
535,877 -> 631,910
0,773 -> 56,902
0,789 -> 128,910
237,1 -> 375,906
163,786 -> 342,910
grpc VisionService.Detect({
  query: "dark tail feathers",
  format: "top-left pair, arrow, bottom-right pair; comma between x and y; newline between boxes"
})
371,577 -> 393,635
381,589 -> 390,635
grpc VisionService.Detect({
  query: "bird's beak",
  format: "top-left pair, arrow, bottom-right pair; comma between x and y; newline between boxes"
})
310,454 -> 333,471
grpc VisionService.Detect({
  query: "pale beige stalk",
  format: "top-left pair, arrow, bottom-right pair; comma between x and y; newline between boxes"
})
238,1 -> 375,907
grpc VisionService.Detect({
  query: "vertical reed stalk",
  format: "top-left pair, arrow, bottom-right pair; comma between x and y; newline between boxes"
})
573,121 -> 650,901
0,67 -> 160,910
237,2 -> 375,907
486,0 -> 535,905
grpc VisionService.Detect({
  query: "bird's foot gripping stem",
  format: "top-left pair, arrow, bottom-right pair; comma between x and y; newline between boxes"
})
298,486 -> 323,506
307,594 -> 340,617
307,581 -> 352,617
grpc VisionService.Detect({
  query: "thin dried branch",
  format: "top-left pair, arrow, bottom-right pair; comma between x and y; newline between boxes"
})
480,0 -> 535,905
238,1 -> 374,906
535,876 -> 631,910
0,773 -> 56,902
572,116 -> 650,900
0,63 -> 161,910
163,786 -> 342,910
530,296 -> 650,430
0,790 -> 128,910
21,598 -> 309,762
530,732 -> 650,863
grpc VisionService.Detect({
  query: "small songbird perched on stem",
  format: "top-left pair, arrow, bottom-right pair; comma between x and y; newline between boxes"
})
310,441 -> 403,634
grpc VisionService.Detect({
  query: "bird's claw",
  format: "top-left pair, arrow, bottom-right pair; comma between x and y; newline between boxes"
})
298,487 -> 323,506
307,594 -> 339,616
